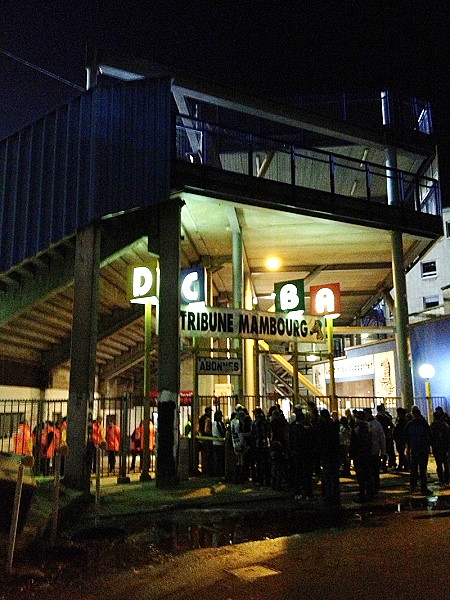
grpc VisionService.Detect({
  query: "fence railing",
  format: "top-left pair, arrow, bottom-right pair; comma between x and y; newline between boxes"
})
281,91 -> 432,134
176,115 -> 440,217
1,394 -> 448,477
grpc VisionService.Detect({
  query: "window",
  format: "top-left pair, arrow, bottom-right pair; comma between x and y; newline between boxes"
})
446,221 -> 450,238
421,260 -> 437,278
423,295 -> 440,309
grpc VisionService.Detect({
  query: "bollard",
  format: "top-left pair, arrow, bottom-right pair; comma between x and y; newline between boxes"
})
49,444 -> 69,546
118,393 -> 131,484
95,441 -> 106,526
5,455 -> 35,575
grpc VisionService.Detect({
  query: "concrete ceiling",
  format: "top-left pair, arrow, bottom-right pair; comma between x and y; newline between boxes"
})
180,191 -> 427,319
0,186 -> 435,390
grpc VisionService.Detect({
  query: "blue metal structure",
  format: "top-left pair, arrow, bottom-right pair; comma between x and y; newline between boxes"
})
0,77 -> 171,273
410,316 -> 450,402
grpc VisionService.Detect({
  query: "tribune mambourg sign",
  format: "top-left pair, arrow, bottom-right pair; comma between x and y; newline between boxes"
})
180,307 -> 325,343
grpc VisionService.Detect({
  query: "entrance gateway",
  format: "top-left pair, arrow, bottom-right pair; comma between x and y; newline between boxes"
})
0,59 -> 440,491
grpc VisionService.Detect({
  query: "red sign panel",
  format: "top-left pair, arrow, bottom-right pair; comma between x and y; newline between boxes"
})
310,283 -> 342,316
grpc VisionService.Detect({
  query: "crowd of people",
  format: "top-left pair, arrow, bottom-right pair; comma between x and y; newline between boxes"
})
12,414 -> 157,477
12,418 -> 67,476
86,416 -> 156,475
12,401 -> 450,498
196,401 -> 450,505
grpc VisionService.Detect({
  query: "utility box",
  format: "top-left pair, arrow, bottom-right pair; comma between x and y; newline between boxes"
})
0,452 -> 37,533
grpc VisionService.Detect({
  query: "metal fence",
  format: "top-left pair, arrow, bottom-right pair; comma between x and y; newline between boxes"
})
1,393 -> 448,477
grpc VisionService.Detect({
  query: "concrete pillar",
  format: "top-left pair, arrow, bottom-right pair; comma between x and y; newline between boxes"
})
156,200 -> 182,488
64,224 -> 100,492
391,231 -> 414,409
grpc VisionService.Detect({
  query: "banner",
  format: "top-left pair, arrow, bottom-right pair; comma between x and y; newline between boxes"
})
180,307 -> 325,343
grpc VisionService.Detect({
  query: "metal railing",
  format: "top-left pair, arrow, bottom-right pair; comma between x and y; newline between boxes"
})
1,393 -> 448,476
281,91 -> 432,134
176,115 -> 440,217
193,394 -> 450,420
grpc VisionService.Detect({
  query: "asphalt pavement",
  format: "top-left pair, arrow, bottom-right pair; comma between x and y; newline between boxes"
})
3,459 -> 450,600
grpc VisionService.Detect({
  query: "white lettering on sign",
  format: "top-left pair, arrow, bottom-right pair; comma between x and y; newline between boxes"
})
315,287 -> 335,314
279,283 -> 299,311
180,308 -> 325,343
128,261 -> 159,304
325,355 -> 375,379
133,267 -> 153,299
181,271 -> 200,302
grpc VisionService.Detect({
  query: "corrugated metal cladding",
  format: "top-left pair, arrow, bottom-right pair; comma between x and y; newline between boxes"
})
0,77 -> 171,273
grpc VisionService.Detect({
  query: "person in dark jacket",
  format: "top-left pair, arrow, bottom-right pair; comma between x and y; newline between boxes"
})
405,405 -> 431,495
393,407 -> 409,472
376,403 -> 395,471
317,409 -> 340,506
350,410 -> 374,503
198,407 -> 213,476
430,410 -> 450,487
339,416 -> 352,477
307,401 -> 322,478
289,406 -> 314,499
212,410 -> 226,478
251,408 -> 270,486
241,407 -> 255,483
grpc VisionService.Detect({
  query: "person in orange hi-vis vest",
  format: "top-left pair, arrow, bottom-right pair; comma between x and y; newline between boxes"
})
57,416 -> 68,475
53,421 -> 62,453
13,421 -> 33,455
89,416 -> 105,474
40,421 -> 55,476
92,417 -> 105,445
130,422 -> 142,472
106,418 -> 121,474
149,419 -> 156,452
60,416 -> 67,444
130,420 -> 156,473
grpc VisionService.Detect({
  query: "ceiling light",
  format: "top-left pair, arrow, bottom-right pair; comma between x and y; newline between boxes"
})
266,257 -> 281,270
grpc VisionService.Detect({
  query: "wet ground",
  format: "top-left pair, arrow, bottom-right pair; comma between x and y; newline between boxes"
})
2,465 -> 450,599
68,493 -> 450,552
3,491 -> 450,599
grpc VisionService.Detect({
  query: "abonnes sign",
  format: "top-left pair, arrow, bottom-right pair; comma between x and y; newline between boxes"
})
197,357 -> 242,375
180,307 -> 325,343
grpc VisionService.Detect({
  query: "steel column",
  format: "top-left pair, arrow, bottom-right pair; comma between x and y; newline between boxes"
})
244,273 -> 255,408
232,227 -> 243,397
156,200 -> 182,488
327,317 -> 338,413
140,302 -> 153,482
391,230 -> 414,409
64,224 -> 100,492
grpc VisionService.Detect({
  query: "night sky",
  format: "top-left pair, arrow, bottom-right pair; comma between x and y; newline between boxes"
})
1,1 -> 449,140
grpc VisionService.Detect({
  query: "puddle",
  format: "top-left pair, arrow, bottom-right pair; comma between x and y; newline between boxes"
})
395,494 -> 450,513
67,494 -> 450,553
67,505 -> 347,552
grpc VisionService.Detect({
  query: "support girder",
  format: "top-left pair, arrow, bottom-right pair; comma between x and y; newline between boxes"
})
251,262 -> 392,274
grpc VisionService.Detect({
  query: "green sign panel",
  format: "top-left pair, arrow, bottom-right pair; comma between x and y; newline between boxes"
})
275,279 -> 305,313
